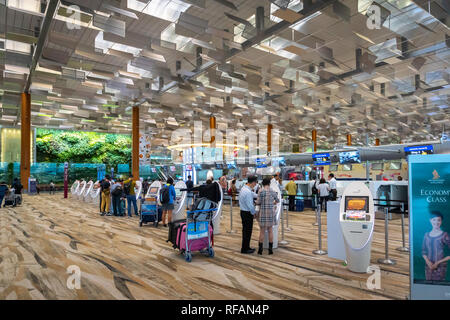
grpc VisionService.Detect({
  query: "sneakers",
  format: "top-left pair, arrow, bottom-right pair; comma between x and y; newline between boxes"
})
100,212 -> 106,216
106,212 -> 113,216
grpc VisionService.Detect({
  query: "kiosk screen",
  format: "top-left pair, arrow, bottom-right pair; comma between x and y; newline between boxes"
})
149,187 -> 158,194
344,196 -> 369,220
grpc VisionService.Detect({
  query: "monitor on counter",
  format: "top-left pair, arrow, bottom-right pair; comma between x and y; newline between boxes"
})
404,145 -> 434,156
339,151 -> 361,164
312,153 -> 331,165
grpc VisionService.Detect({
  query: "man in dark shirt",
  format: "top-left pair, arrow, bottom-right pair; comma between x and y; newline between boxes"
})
186,175 -> 194,210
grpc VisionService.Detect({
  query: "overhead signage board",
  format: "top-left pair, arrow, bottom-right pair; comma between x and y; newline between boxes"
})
312,153 -> 331,165
409,154 -> 450,300
405,145 -> 434,156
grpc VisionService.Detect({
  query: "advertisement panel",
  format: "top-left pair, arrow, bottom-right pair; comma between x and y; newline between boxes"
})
409,154 -> 450,300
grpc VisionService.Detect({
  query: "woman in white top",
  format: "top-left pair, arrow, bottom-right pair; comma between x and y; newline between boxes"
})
317,178 -> 330,212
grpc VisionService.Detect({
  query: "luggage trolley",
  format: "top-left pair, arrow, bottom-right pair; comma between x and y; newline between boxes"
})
183,197 -> 217,262
139,186 -> 161,227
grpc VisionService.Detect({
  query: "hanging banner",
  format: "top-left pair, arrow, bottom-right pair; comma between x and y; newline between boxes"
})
139,133 -> 151,165
63,162 -> 69,199
409,154 -> 450,300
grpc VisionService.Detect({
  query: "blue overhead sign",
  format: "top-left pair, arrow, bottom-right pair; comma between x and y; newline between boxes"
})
312,153 -> 331,165
405,145 -> 434,156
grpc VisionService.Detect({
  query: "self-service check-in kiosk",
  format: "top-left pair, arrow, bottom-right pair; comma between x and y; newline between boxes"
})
263,179 -> 283,249
339,182 -> 375,273
172,180 -> 187,221
146,181 -> 162,199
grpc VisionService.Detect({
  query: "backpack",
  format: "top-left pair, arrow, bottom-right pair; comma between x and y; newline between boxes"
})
112,186 -> 123,197
124,181 -> 131,195
101,180 -> 110,191
160,186 -> 170,204
312,183 -> 318,195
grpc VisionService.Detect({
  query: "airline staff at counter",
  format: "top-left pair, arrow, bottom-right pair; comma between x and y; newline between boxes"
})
329,173 -> 337,201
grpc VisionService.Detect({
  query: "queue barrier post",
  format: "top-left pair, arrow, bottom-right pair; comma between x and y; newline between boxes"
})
396,202 -> 409,252
377,207 -> 396,265
279,201 -> 289,246
286,197 -> 292,231
312,195 -> 319,226
227,194 -> 236,233
313,203 -> 327,255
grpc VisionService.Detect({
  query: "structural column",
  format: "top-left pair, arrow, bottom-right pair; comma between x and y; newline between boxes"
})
267,123 -> 272,155
132,106 -> 139,180
375,138 -> 380,146
312,129 -> 317,152
209,116 -> 216,147
20,92 -> 31,190
346,134 -> 352,146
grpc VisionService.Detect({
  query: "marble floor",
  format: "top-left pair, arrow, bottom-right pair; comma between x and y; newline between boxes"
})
0,194 -> 410,300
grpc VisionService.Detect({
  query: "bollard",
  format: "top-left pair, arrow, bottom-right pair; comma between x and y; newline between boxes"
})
378,207 -> 396,265
313,204 -> 327,255
312,197 -> 319,226
396,202 -> 409,252
286,197 -> 293,231
279,204 -> 289,246
227,195 -> 236,233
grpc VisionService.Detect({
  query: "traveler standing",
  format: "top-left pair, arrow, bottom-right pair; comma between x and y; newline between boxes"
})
317,178 -> 330,212
12,178 -> 23,205
100,176 -> 111,216
49,180 -> 56,194
328,173 -> 337,201
0,181 -> 8,207
123,174 -> 138,217
219,174 -> 228,193
230,178 -> 237,204
111,179 -> 124,216
256,178 -> 280,255
160,177 -> 176,227
142,178 -> 149,197
186,175 -> 194,210
285,178 -> 297,211
239,175 -> 258,254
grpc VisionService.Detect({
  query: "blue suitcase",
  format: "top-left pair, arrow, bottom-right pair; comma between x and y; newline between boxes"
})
295,200 -> 304,212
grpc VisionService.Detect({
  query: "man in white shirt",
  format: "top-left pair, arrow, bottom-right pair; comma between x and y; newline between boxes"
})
328,173 -> 337,201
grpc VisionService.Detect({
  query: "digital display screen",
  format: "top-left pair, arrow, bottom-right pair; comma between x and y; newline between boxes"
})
371,163 -> 383,170
194,164 -> 202,170
255,158 -> 267,168
185,164 -> 192,171
339,151 -> 361,164
148,187 -> 158,194
170,166 -> 176,172
226,161 -> 237,169
389,162 -> 401,170
312,153 -> 331,165
345,197 -> 369,211
342,164 -> 352,171
329,165 -> 338,172
271,157 -> 286,167
404,145 -> 434,156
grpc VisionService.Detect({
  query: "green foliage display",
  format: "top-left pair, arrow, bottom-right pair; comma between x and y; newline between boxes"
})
36,129 -> 131,167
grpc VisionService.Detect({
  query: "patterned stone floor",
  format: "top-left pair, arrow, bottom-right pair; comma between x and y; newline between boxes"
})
0,194 -> 410,300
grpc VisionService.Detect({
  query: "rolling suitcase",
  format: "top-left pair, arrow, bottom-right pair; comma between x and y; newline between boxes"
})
175,221 -> 214,252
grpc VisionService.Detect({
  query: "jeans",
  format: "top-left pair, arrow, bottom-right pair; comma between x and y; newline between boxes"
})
112,195 -> 121,216
240,210 -> 254,251
127,195 -> 138,217
288,195 -> 296,211
319,196 -> 328,212
330,189 -> 337,201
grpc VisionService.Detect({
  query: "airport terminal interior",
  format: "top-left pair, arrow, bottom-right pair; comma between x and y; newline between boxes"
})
0,0 -> 449,301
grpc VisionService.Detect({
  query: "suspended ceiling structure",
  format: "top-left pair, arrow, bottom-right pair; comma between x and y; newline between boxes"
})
0,0 -> 449,153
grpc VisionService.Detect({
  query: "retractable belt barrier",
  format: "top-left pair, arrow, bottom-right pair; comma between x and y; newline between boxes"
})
313,204 -> 327,255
